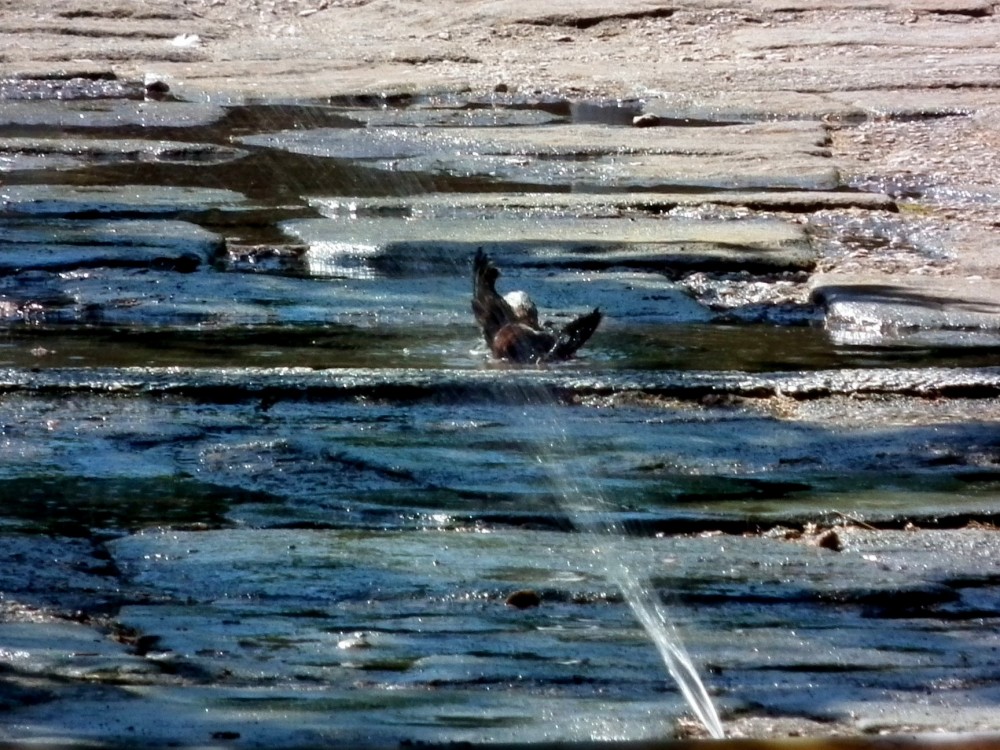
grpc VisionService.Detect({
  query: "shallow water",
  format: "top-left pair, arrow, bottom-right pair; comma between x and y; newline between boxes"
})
1,88 -> 999,746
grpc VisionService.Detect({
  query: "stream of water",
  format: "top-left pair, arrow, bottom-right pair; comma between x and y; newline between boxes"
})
531,397 -> 725,739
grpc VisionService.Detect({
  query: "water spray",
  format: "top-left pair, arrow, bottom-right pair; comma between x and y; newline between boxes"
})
530,400 -> 725,740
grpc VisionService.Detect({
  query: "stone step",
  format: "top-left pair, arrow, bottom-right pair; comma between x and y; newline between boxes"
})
811,273 -> 1000,346
0,184 -> 250,218
311,190 -> 896,215
0,364 -> 995,401
281,214 -> 815,275
242,120 -> 839,191
0,218 -> 221,273
243,120 -> 831,159
0,136 -> 245,172
0,99 -> 227,129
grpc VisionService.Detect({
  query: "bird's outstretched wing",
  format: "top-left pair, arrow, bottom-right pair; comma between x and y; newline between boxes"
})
472,249 -> 602,363
548,308 -> 602,361
471,249 -> 517,346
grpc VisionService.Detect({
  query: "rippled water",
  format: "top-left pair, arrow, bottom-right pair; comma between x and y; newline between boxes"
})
534,401 -> 724,738
1,90 -> 1000,746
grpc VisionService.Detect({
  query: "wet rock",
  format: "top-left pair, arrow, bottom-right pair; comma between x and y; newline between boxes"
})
514,3 -> 674,29
0,100 -> 227,129
281,214 -> 815,275
908,0 -> 995,15
0,534 -> 126,612
643,89 -> 997,126
222,242 -> 309,274
240,121 -> 837,191
0,151 -> 85,172
0,363 -> 997,406
631,113 -> 661,128
0,72 -> 138,101
144,78 -> 170,97
0,266 -> 464,330
377,152 -> 838,191
0,184 -> 251,219
641,93 -> 859,124
812,274 -> 1000,347
813,528 -> 844,552
240,125 -> 444,160
505,589 -> 542,609
311,190 -> 896,216
343,107 -> 562,128
0,218 -> 221,273
336,632 -> 374,650
0,619 -> 161,683
95,524 -> 1000,740
0,137 -> 245,170
0,270 -> 76,322
680,271 -> 816,325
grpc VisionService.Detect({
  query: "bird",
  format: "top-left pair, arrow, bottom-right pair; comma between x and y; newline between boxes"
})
471,249 -> 602,364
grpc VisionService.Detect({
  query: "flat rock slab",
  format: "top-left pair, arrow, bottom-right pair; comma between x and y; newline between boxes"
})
0,387 -> 993,532
26,524 -> 980,742
812,274 -> 1000,346
0,381 -> 997,743
0,137 -> 245,171
0,184 -> 251,218
1,365 -> 997,404
242,121 -> 831,159
0,266 -> 467,330
645,88 -> 1000,126
0,218 -> 221,273
0,264 -> 705,332
281,215 -> 815,275
312,190 -> 896,216
341,106 -> 564,128
0,99 -> 227,129
510,0 -> 677,27
730,18 -> 999,53
0,620 -> 159,687
641,92 -> 866,124
0,71 -> 141,101
242,121 -> 839,191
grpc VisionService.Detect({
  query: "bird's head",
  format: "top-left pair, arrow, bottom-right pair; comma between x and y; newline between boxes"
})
503,290 -> 539,327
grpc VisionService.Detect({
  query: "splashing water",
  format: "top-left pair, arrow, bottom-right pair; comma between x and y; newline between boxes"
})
606,554 -> 725,739
534,402 -> 725,740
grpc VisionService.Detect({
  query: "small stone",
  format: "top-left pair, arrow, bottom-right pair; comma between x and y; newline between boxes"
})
632,113 -> 661,128
170,33 -> 201,48
144,79 -> 170,95
505,589 -> 541,609
336,632 -> 373,649
814,529 -> 843,552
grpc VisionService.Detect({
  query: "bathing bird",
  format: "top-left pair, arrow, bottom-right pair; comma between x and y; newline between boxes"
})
471,249 -> 602,363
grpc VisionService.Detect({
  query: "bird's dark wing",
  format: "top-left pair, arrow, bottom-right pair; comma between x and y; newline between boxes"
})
471,249 -> 518,346
547,308 -> 602,360
492,323 -> 556,363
